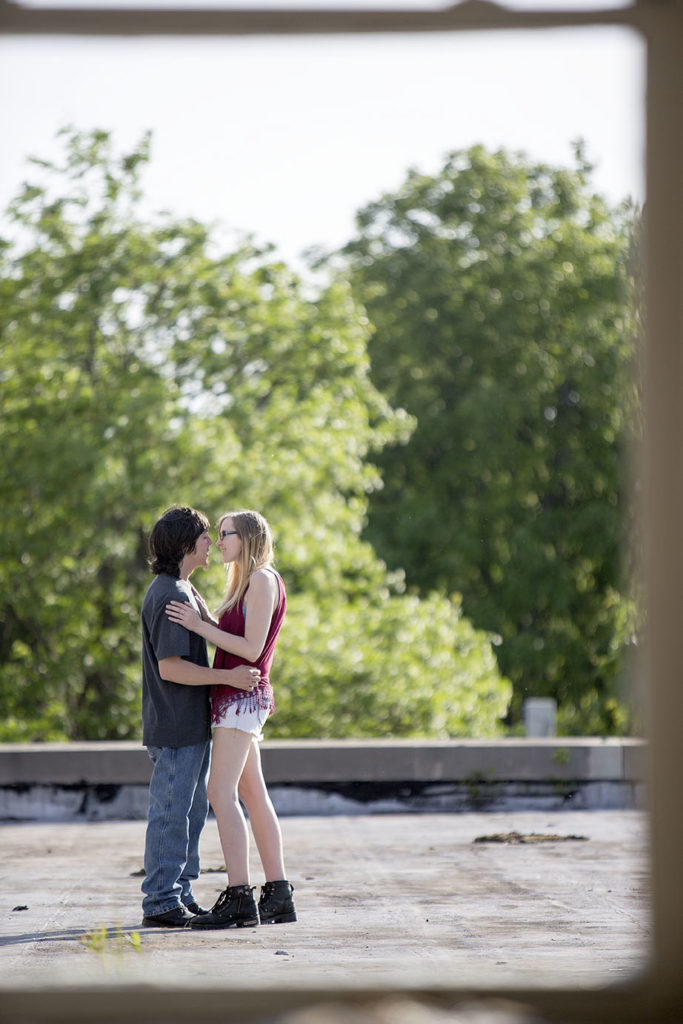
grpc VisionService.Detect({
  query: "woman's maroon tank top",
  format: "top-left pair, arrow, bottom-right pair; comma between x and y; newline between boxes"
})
210,568 -> 286,723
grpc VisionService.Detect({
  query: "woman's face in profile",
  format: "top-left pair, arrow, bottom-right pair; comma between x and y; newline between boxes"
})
216,517 -> 242,564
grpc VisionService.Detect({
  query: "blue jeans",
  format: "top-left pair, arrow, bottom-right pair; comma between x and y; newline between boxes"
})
142,740 -> 211,916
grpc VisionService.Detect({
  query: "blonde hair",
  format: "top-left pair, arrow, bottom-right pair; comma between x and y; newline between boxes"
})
215,509 -> 274,617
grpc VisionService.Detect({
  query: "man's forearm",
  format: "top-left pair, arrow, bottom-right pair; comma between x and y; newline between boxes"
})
158,657 -> 256,690
159,658 -> 236,687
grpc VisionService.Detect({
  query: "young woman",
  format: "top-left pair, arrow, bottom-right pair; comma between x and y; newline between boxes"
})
165,509 -> 295,929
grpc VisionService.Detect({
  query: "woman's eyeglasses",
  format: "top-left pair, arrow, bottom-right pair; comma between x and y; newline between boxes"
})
219,530 -> 238,539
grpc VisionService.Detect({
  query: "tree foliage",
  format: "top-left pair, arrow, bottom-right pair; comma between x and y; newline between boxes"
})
336,144 -> 640,734
0,129 -> 511,741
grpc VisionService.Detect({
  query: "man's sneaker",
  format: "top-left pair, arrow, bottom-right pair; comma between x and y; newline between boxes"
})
258,880 -> 297,924
188,884 -> 259,930
186,901 -> 208,915
142,905 -> 194,928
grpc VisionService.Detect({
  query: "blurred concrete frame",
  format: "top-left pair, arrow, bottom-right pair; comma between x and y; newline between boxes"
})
0,0 -> 681,1021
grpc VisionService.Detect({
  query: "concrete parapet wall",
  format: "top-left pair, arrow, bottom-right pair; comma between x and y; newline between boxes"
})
0,738 -> 646,820
0,737 -> 646,786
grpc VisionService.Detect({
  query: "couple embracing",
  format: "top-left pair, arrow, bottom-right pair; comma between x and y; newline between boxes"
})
139,504 -> 296,930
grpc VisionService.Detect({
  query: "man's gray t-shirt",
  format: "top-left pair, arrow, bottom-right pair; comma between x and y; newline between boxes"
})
141,574 -> 211,748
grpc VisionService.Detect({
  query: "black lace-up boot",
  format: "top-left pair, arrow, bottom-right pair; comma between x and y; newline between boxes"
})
189,884 -> 258,930
258,880 -> 296,924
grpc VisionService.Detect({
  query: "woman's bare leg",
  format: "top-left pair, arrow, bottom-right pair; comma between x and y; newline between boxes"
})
238,739 -> 286,882
207,727 -> 254,887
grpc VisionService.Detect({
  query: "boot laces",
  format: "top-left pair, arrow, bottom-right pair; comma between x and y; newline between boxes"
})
212,888 -> 232,913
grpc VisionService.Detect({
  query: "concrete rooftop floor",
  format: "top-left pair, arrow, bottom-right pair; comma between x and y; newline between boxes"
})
0,809 -> 650,1002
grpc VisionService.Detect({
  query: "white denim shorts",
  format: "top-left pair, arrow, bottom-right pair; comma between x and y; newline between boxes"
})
212,700 -> 271,741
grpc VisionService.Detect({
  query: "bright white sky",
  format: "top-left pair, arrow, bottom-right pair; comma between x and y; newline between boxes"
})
0,18 -> 644,269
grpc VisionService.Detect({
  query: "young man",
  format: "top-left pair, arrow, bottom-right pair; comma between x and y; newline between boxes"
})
140,505 -> 260,927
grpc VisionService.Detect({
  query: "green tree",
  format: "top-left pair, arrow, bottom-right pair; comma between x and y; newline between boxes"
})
337,143 -> 639,734
273,592 -> 508,738
0,129 -> 511,741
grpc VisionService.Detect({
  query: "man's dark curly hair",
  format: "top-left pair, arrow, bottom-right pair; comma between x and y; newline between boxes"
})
147,505 -> 210,578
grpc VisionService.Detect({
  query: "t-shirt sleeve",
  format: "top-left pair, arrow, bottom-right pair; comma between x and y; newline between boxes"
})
147,583 -> 194,662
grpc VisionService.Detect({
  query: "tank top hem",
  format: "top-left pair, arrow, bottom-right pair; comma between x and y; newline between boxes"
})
210,682 -> 275,724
